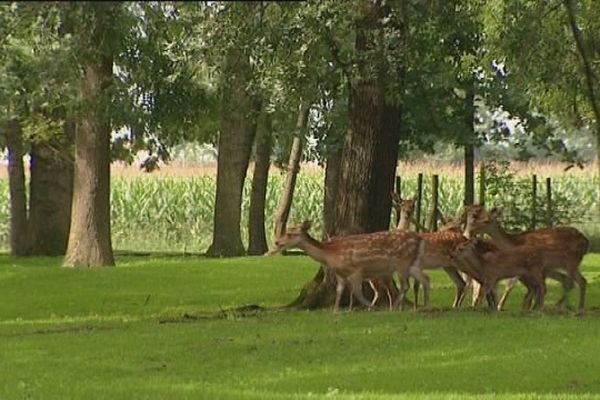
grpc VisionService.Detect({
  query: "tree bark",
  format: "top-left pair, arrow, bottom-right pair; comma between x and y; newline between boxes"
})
63,44 -> 115,266
247,110 -> 272,256
206,48 -> 258,257
5,118 -> 29,256
272,103 -> 310,241
323,145 -> 343,239
28,121 -> 74,255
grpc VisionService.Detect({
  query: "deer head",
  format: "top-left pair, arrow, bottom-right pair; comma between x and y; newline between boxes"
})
451,238 -> 477,258
391,192 -> 416,230
266,220 -> 312,255
464,204 -> 503,237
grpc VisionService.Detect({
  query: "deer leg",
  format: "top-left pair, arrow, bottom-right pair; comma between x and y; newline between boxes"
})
443,267 -> 467,308
483,282 -> 498,311
521,281 -> 534,311
409,267 -> 431,309
348,273 -> 372,310
498,276 -> 519,311
488,286 -> 499,309
471,279 -> 482,307
394,276 -> 411,310
571,270 -> 587,311
385,285 -> 394,310
547,270 -> 574,309
334,277 -> 346,313
368,280 -> 379,308
534,282 -> 545,310
473,280 -> 487,308
413,279 -> 420,309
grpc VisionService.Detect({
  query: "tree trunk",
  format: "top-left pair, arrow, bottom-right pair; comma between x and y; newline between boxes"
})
5,118 -> 29,256
464,83 -> 475,206
323,146 -> 343,239
63,55 -> 115,267
288,1 -> 403,310
564,0 -> 600,217
371,103 -> 402,231
247,110 -> 272,256
28,121 -> 74,255
272,103 -> 310,241
206,48 -> 258,257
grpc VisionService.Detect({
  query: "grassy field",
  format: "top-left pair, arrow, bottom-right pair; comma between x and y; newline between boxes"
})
2,252 -> 600,399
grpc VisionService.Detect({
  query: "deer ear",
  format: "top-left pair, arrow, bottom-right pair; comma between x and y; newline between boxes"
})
390,191 -> 400,204
301,220 -> 312,232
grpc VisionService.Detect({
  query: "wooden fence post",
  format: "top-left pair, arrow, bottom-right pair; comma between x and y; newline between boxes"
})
546,177 -> 553,227
428,174 -> 439,232
416,173 -> 423,232
531,174 -> 537,230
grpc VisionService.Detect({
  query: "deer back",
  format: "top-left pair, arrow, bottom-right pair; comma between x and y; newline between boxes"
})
323,230 -> 423,276
419,230 -> 467,267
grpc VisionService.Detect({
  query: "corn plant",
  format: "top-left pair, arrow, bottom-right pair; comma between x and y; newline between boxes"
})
0,166 -> 598,252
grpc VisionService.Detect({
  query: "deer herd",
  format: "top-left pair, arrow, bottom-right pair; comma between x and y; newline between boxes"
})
267,193 -> 590,314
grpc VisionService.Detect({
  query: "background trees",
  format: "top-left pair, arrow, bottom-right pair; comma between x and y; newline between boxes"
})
0,1 -> 597,275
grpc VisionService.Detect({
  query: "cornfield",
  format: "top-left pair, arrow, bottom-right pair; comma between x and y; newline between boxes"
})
0,164 -> 598,253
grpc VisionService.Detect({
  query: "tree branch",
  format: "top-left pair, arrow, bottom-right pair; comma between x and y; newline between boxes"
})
322,25 -> 352,85
564,0 -> 600,125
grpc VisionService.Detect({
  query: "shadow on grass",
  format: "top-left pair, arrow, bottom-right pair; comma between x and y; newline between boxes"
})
157,303 -> 278,324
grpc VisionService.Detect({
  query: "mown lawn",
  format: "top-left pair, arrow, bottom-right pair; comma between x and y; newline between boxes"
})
2,253 -> 600,399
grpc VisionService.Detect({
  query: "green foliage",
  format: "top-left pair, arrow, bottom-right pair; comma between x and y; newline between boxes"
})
1,254 -> 600,399
482,0 -> 599,142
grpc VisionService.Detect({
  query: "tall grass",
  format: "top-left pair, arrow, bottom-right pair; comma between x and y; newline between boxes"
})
0,164 -> 598,253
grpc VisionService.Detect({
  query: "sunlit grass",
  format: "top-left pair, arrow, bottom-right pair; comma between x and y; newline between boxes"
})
1,253 -> 600,399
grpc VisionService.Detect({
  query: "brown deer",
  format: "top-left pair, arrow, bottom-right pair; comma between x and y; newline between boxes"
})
323,232 -> 397,310
464,205 -> 588,310
450,238 -> 546,310
392,193 -> 468,308
267,221 -> 429,313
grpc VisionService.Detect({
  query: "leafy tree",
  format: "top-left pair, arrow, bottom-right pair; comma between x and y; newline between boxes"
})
0,2 -> 77,256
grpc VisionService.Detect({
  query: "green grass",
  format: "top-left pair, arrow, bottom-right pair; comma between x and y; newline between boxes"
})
2,254 -> 600,399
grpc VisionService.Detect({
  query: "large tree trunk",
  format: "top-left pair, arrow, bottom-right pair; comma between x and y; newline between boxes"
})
5,118 -> 29,256
247,110 -> 272,256
206,48 -> 258,257
272,103 -> 310,241
371,103 -> 402,231
63,32 -> 115,267
28,121 -> 74,255
289,1 -> 403,310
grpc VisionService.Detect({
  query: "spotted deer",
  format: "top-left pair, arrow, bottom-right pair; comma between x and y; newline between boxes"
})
464,205 -> 588,310
267,221 -> 429,313
450,238 -> 546,310
323,232 -> 397,310
392,194 -> 468,308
